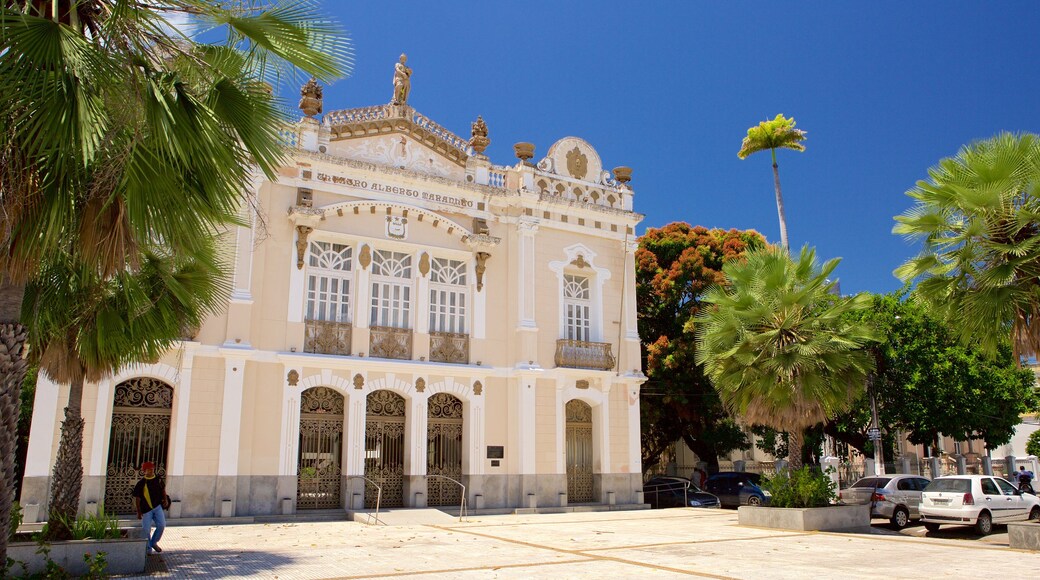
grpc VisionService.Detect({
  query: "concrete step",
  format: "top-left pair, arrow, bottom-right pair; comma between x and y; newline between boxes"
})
512,503 -> 651,515
348,508 -> 462,525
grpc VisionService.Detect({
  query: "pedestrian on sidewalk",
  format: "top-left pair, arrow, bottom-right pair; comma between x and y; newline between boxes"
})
132,461 -> 169,554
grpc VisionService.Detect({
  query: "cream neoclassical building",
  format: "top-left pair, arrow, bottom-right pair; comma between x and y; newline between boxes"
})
21,64 -> 646,519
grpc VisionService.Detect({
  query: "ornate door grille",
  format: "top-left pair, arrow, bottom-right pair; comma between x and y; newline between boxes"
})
104,378 -> 173,514
566,399 -> 594,503
297,387 -> 344,510
365,390 -> 405,508
427,393 -> 463,506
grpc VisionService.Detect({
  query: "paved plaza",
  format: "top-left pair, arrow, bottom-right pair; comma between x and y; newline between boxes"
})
126,508 -> 1040,579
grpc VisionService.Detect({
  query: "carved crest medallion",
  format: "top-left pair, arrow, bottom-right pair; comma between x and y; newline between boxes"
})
566,146 -> 588,180
386,216 -> 408,240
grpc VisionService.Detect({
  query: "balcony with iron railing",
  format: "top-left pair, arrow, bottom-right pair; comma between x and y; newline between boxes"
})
369,326 -> 413,360
555,339 -> 616,371
304,319 -> 352,356
429,332 -> 469,364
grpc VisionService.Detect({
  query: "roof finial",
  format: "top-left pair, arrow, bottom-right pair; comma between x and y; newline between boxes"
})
299,78 -> 323,118
470,116 -> 490,155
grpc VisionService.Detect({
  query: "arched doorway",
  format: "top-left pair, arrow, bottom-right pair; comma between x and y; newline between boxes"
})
365,390 -> 405,508
566,399 -> 593,503
104,378 -> 174,514
297,387 -> 344,510
427,393 -> 463,506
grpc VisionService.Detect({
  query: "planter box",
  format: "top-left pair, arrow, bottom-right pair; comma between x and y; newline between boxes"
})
8,537 -> 147,576
738,504 -> 870,532
1008,521 -> 1040,551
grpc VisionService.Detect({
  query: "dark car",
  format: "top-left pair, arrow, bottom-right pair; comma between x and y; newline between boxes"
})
643,476 -> 721,509
705,472 -> 772,508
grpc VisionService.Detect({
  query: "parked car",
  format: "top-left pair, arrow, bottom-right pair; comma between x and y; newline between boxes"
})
919,475 -> 1040,535
643,476 -> 721,509
837,474 -> 931,529
704,472 -> 771,508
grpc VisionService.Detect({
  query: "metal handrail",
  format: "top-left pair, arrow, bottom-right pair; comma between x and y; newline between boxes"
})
345,475 -> 383,525
425,475 -> 467,522
643,480 -> 693,508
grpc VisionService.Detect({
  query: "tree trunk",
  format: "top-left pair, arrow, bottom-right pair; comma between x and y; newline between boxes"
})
0,281 -> 27,564
787,429 -> 804,471
45,375 -> 85,541
772,160 -> 790,251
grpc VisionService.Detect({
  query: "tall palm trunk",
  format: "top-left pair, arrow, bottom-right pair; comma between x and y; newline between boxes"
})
45,375 -> 84,541
771,150 -> 790,251
787,429 -> 804,471
0,282 -> 27,564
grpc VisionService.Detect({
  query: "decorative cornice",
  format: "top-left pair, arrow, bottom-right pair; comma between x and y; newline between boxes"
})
292,149 -> 513,197
464,233 -> 501,252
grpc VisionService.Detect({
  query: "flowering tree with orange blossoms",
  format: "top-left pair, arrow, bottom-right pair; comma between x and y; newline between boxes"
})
637,223 -> 766,473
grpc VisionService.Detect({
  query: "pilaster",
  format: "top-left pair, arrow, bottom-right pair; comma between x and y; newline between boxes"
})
217,357 -> 248,477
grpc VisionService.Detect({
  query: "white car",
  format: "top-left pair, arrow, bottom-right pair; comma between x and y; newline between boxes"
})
920,475 -> 1040,535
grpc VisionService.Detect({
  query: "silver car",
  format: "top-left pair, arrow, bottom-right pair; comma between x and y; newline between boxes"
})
838,474 -> 931,529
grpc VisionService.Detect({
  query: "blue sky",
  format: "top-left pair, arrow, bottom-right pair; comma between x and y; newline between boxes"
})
287,2 -> 1039,294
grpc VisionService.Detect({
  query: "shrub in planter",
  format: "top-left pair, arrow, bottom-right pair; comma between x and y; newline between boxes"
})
761,467 -> 836,508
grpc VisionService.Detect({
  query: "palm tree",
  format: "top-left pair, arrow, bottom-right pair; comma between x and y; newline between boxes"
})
894,132 -> 1040,362
694,246 -> 876,469
23,240 -> 229,540
0,0 -> 349,557
737,114 -> 807,251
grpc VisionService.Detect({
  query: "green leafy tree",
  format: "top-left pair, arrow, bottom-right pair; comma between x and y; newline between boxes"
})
637,223 -> 766,472
1027,430 -> 1040,458
829,293 -> 1036,455
894,132 -> 1040,361
24,242 -> 229,540
695,246 -> 877,470
0,0 -> 350,555
737,114 -> 807,250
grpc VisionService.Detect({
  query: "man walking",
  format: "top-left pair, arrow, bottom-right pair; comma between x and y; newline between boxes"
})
132,461 -> 167,554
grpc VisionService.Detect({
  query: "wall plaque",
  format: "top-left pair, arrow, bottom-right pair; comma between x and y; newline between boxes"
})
487,446 -> 504,459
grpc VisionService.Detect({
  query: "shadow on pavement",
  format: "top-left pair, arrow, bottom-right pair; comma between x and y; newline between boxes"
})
133,549 -> 299,578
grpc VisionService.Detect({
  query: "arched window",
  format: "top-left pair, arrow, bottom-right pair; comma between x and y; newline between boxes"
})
371,250 -> 413,329
429,258 -> 468,334
306,241 -> 352,323
563,274 -> 591,342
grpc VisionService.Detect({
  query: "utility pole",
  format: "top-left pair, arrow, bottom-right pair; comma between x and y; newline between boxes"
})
868,374 -> 885,475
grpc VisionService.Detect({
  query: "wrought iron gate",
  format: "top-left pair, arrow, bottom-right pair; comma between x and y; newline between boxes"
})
104,378 -> 173,514
566,399 -> 594,503
297,387 -> 344,509
427,393 -> 463,506
365,390 -> 405,508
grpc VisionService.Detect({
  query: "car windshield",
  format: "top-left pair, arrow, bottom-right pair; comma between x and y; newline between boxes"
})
924,478 -> 971,493
851,477 -> 891,488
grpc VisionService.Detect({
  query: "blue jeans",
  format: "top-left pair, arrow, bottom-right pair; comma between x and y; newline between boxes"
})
141,505 -> 166,552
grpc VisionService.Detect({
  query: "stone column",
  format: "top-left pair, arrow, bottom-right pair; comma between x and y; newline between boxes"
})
516,219 -> 539,364
414,251 -> 431,361
225,200 -> 257,348
405,393 -> 429,507
619,239 -> 641,374
217,356 -> 248,516
344,387 -> 367,510
353,243 -> 373,355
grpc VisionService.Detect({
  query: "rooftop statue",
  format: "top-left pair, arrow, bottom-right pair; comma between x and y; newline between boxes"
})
392,54 -> 412,105
299,78 -> 323,117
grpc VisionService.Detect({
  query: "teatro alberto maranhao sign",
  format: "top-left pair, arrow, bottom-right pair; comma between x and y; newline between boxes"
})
315,172 -> 475,208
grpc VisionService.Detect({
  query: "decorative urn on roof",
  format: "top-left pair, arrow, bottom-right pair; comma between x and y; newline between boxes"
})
613,166 -> 633,184
514,142 -> 535,165
299,78 -> 323,118
470,116 -> 490,155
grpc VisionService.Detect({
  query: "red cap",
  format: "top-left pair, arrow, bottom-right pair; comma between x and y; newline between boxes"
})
141,461 -> 155,470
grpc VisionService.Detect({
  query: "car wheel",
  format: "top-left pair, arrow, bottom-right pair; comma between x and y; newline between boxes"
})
1030,506 -> 1040,521
974,511 -> 993,536
924,522 -> 940,533
890,507 -> 910,529
747,495 -> 762,507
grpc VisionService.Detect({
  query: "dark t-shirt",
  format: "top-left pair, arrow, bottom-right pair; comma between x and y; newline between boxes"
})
132,476 -> 166,512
